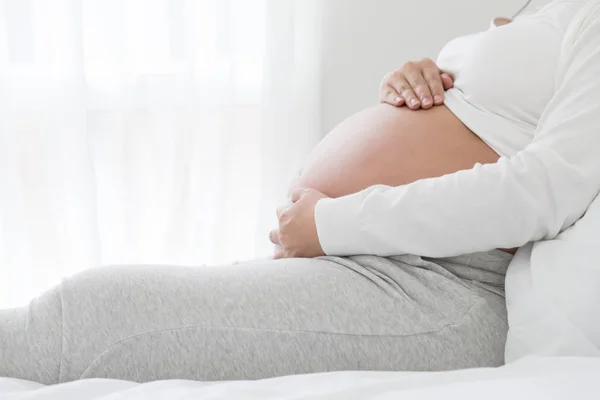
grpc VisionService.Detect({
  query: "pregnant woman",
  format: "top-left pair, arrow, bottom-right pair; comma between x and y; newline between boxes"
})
3,0 -> 600,384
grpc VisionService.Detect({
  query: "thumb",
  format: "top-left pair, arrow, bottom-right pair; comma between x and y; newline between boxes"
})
441,73 -> 454,90
291,187 -> 309,203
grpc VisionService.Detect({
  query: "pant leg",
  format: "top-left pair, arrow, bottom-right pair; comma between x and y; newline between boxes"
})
0,286 -> 63,385
1,253 -> 509,384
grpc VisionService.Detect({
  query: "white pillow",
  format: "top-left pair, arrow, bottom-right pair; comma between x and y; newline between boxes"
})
505,193 -> 600,362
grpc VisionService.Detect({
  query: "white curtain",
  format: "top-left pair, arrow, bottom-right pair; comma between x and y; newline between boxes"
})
0,0 -> 324,308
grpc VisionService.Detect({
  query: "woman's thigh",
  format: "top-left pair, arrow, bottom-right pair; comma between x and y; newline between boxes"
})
1,254 -> 508,383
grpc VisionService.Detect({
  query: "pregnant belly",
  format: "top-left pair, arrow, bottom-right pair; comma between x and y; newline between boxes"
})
293,103 -> 500,199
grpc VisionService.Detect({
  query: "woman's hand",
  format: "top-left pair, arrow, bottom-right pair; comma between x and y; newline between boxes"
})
270,188 -> 328,259
380,58 -> 454,110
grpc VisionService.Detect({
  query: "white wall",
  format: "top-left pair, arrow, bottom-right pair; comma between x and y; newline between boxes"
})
318,0 -> 537,132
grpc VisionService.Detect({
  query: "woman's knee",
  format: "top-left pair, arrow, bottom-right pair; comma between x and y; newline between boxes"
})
0,285 -> 63,384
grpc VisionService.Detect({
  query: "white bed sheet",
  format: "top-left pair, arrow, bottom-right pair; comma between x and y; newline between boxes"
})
0,357 -> 598,400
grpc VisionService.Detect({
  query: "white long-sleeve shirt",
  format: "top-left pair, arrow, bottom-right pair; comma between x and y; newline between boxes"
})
315,0 -> 600,258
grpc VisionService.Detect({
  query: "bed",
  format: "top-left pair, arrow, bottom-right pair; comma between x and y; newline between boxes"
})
1,357 -> 597,399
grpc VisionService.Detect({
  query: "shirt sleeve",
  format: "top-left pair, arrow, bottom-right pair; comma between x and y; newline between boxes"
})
314,14 -> 600,258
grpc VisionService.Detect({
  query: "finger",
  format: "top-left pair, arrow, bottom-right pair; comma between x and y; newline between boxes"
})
441,73 -> 454,90
404,69 -> 432,109
286,171 -> 302,198
276,205 -> 288,219
379,71 -> 392,88
422,65 -> 445,106
274,250 -> 286,260
269,229 -> 281,245
290,187 -> 309,203
381,86 -> 405,107
387,88 -> 405,107
390,76 -> 420,110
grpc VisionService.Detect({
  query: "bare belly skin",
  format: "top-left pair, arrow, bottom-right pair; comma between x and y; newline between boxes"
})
292,103 -> 517,254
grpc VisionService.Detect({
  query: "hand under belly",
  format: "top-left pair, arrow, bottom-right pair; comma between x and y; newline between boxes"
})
293,103 -> 500,199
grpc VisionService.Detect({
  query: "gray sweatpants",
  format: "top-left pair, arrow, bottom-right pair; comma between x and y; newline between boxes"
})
0,251 -> 512,384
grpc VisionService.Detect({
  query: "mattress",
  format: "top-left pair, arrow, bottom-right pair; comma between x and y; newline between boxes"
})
0,357 -> 597,399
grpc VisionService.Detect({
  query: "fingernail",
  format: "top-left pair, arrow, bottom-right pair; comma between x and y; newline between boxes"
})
422,98 -> 432,106
395,97 -> 402,103
434,95 -> 443,103
410,99 -> 420,107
